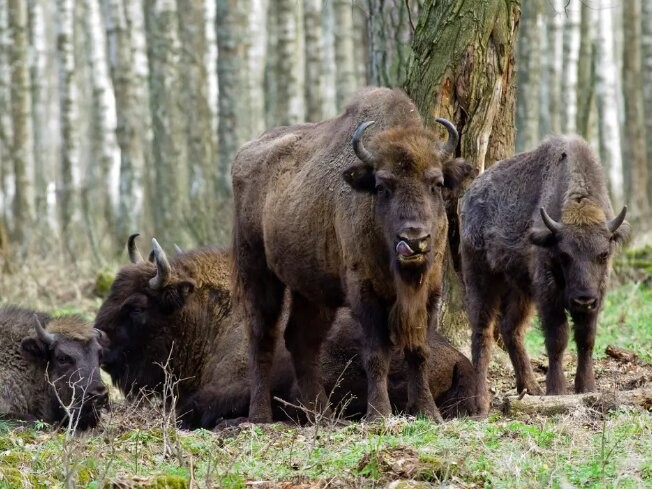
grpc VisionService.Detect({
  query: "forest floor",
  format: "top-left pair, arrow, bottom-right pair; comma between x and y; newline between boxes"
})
0,256 -> 651,488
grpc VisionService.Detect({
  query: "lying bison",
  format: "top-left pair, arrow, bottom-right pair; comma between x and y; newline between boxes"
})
232,87 -> 474,422
460,136 -> 629,414
0,306 -> 108,430
95,236 -> 476,429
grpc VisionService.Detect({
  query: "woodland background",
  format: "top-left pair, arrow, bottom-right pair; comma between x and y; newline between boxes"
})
0,0 -> 651,265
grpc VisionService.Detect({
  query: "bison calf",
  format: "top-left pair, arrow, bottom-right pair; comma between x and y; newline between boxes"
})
460,136 -> 629,414
0,306 -> 108,430
95,237 -> 475,429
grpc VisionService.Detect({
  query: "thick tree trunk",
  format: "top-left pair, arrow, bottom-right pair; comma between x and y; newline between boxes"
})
575,2 -> 594,139
595,0 -> 624,206
561,0 -> 580,134
275,0 -> 304,125
641,0 -> 652,199
320,0 -> 337,118
406,0 -> 520,341
216,0 -> 250,194
333,0 -> 357,110
8,0 -> 35,246
248,0 -> 268,135
145,0 -> 188,246
303,0 -> 323,122
515,0 -> 543,152
544,0 -> 562,135
622,0 -> 650,217
105,0 -> 146,243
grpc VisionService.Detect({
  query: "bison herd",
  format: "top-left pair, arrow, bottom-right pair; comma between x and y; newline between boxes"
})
0,87 -> 628,431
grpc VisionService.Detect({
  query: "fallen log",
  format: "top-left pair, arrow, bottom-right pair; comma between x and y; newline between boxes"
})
605,344 -> 641,364
501,387 -> 652,417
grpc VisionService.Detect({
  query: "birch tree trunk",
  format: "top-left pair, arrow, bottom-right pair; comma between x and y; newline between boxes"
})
8,0 -> 35,245
27,0 -> 48,232
595,0 -> 623,206
56,0 -> 81,256
145,0 -> 188,246
515,0 -> 543,152
177,0 -> 216,242
575,2 -> 594,139
248,0 -> 268,135
622,0 -> 650,217
216,0 -> 250,193
641,0 -> 652,198
84,0 -> 118,242
105,0 -> 145,242
561,0 -> 580,134
544,0 -> 562,135
303,0 -> 323,121
275,0 -> 304,124
0,0 -> 13,230
333,0 -> 357,110
406,0 -> 520,340
321,0 -> 337,118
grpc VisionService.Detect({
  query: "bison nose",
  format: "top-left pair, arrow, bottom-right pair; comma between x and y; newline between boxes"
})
571,295 -> 598,310
398,228 -> 431,251
90,385 -> 109,404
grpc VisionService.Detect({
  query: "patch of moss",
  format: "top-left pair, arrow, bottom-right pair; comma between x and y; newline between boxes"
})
94,269 -> 116,298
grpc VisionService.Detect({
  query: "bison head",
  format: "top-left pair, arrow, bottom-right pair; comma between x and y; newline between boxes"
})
95,235 -> 197,397
530,203 -> 629,315
343,119 -> 474,284
20,317 -> 107,430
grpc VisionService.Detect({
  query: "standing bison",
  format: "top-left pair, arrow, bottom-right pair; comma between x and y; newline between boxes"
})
0,306 -> 108,430
232,87 -> 474,422
460,136 -> 629,414
95,236 -> 476,429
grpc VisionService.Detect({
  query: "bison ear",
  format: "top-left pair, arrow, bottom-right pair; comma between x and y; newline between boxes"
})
529,227 -> 558,248
610,220 -> 631,246
20,337 -> 49,363
176,279 -> 195,300
343,164 -> 376,193
442,158 -> 476,193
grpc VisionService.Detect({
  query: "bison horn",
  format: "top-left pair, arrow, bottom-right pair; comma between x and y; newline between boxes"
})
540,207 -> 563,234
174,244 -> 183,254
435,118 -> 459,158
34,316 -> 55,346
352,121 -> 377,166
149,238 -> 171,289
127,233 -> 144,263
607,206 -> 627,233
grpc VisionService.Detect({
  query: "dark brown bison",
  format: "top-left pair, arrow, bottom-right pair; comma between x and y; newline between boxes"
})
0,306 -> 108,430
95,236 -> 476,429
231,87 -> 474,422
460,136 -> 630,414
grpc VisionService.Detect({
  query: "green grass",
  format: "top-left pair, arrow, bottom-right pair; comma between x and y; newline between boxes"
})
525,282 -> 652,362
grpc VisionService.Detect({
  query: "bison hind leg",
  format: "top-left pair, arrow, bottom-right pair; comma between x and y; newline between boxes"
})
404,346 -> 442,423
284,293 -> 335,421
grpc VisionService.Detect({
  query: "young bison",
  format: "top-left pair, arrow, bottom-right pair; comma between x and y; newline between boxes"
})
0,306 -> 108,430
95,236 -> 476,429
460,136 -> 629,414
232,87 -> 474,422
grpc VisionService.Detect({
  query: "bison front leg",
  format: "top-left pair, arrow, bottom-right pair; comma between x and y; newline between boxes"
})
540,303 -> 570,395
404,345 -> 442,422
573,314 -> 597,393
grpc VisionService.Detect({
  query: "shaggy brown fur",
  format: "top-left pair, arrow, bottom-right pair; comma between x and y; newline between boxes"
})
231,87 -> 474,422
461,136 -> 630,415
0,306 -> 106,429
96,243 -> 477,429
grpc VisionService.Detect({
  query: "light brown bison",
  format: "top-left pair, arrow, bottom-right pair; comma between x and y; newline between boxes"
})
231,87 -> 474,422
95,236 -> 476,429
460,136 -> 630,414
0,306 -> 107,430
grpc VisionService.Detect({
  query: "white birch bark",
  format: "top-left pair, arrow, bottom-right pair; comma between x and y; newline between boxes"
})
545,0 -> 563,134
276,0 -> 304,124
641,0 -> 652,196
320,0 -> 337,118
595,0 -> 623,206
248,0 -> 268,135
0,0 -> 13,223
204,0 -> 218,144
333,0 -> 357,110
303,0 -> 323,122
561,0 -> 580,134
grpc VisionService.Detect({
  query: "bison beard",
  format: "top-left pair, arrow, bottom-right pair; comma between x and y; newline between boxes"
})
231,87 -> 474,423
460,136 -> 629,415
95,238 -> 477,429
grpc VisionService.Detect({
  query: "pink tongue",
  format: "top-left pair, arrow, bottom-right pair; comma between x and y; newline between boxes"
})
396,240 -> 415,257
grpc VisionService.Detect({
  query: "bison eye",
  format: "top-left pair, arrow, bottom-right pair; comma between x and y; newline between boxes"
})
56,353 -> 74,365
597,251 -> 609,264
375,184 -> 389,198
559,251 -> 572,266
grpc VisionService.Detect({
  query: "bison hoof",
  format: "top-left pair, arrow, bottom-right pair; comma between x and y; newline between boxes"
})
520,383 -> 543,396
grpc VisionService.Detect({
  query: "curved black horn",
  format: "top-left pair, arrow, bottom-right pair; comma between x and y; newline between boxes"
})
352,121 -> 376,166
149,238 -> 171,289
34,316 -> 55,346
607,206 -> 627,233
540,207 -> 563,234
127,233 -> 144,263
435,117 -> 459,158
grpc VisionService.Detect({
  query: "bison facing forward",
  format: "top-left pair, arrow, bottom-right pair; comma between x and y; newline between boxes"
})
460,136 -> 629,414
0,306 -> 107,430
232,87 -> 473,422
95,237 -> 476,429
